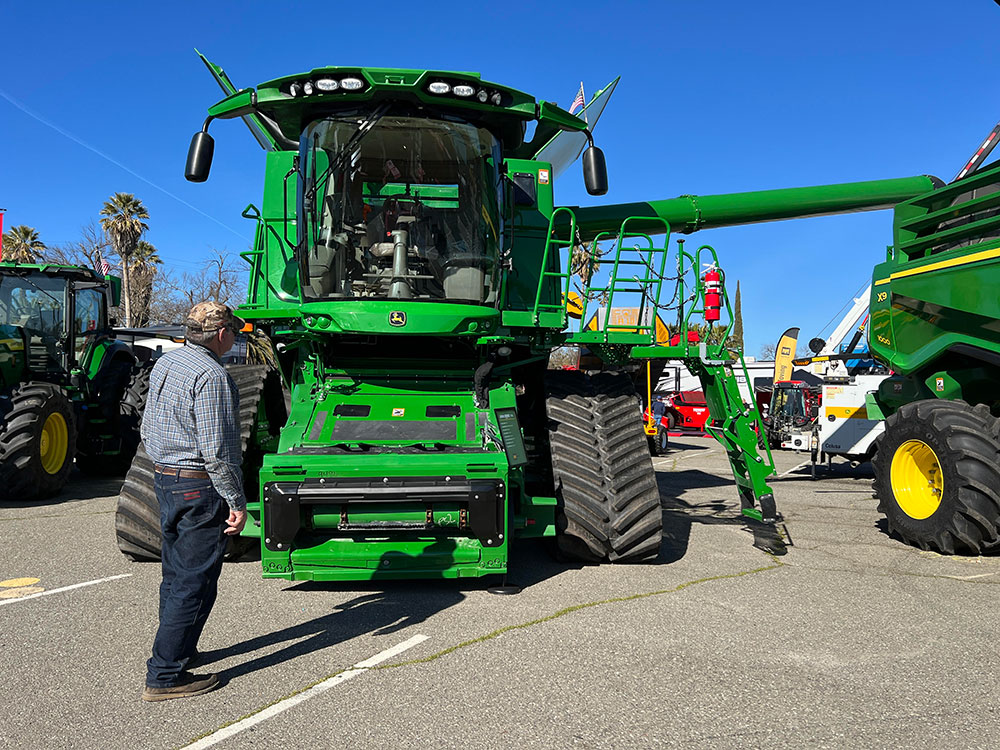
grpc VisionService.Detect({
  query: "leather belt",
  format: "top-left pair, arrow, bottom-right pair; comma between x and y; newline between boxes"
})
154,465 -> 210,479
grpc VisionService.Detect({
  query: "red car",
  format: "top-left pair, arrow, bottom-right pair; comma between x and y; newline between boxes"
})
645,391 -> 712,431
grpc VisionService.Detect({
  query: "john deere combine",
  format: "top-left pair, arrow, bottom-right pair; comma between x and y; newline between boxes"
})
115,54 -> 937,580
867,156 -> 1000,554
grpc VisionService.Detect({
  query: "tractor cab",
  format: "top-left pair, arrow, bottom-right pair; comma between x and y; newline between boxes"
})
761,379 -> 821,450
0,265 -> 116,385
769,381 -> 816,421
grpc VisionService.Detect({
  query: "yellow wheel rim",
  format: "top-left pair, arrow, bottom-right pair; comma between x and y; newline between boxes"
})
40,412 -> 69,475
890,439 -> 944,520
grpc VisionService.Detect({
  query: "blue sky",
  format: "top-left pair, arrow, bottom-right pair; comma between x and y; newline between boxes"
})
2,0 -> 997,356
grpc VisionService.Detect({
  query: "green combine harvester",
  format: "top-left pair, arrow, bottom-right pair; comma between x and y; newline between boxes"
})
115,55 -> 937,581
0,264 -> 148,500
868,150 -> 1000,554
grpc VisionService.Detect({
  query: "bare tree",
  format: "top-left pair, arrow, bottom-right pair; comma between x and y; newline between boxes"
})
760,342 -> 777,360
147,249 -> 246,324
46,221 -> 114,270
548,346 -> 580,370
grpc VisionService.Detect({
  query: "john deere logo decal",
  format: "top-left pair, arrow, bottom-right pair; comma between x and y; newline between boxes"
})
389,311 -> 407,327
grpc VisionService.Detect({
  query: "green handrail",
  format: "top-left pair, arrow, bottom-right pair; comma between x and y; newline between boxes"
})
532,206 -> 578,326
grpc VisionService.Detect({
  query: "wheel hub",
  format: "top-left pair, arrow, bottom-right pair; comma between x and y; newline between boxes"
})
40,412 -> 69,475
890,439 -> 943,520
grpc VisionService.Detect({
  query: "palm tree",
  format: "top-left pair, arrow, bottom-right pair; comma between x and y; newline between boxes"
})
2,225 -> 46,263
99,193 -> 149,326
131,239 -> 162,270
127,240 -> 162,326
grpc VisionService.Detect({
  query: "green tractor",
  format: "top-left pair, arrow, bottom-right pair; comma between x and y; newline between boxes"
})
114,54 -> 936,580
0,263 -> 149,501
865,146 -> 1000,554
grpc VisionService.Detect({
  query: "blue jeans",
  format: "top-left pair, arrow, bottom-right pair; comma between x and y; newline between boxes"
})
145,473 -> 228,687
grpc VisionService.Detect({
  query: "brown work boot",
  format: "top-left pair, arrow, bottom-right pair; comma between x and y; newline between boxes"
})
142,672 -> 220,702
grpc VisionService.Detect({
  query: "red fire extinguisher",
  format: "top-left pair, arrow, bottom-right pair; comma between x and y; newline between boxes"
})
703,264 -> 722,322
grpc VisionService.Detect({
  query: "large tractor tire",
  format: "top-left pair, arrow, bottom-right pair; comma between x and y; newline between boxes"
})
873,399 -> 1000,554
0,383 -> 77,501
545,370 -> 663,563
115,364 -> 278,561
77,362 -> 152,477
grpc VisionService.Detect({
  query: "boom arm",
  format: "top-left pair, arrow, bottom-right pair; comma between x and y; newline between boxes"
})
569,175 -> 940,240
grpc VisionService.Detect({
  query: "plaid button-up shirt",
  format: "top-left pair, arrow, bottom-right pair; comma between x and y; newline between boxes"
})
141,343 -> 245,511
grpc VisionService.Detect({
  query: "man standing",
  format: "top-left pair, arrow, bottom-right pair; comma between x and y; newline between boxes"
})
140,301 -> 248,702
652,395 -> 666,423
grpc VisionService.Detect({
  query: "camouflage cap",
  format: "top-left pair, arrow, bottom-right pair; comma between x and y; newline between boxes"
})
184,301 -> 246,333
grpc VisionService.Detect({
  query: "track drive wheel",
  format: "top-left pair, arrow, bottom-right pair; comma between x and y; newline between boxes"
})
115,364 -> 279,561
0,383 -> 77,501
873,399 -> 1000,554
114,443 -> 160,560
545,370 -> 663,563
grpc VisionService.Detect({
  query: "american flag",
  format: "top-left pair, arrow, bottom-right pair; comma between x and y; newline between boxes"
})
97,254 -> 112,275
569,82 -> 586,115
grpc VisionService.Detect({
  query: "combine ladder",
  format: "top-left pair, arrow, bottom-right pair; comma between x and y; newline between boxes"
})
553,214 -> 779,524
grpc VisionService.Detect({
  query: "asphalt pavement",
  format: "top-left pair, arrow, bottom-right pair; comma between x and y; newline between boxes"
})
1,437 -> 998,749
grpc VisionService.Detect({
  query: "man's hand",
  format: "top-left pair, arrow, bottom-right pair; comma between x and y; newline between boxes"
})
225,508 -> 248,536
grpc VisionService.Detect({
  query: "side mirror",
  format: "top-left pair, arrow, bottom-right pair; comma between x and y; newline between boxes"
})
185,131 -> 215,183
106,276 -> 122,308
583,145 -> 608,196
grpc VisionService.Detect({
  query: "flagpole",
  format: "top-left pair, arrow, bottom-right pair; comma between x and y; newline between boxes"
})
580,81 -> 588,125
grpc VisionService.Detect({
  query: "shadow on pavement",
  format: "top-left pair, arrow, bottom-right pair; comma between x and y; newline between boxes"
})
208,581 -> 465,681
0,471 -> 124,508
773,459 -> 874,483
654,468 -> 788,558
657,438 -> 715,454
872,517 -> 1000,557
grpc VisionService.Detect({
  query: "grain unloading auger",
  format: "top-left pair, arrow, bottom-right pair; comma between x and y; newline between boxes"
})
115,54 -> 935,581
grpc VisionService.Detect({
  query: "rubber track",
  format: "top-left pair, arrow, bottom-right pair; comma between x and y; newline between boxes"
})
115,364 -> 272,561
546,370 -> 663,563
873,399 -> 1000,554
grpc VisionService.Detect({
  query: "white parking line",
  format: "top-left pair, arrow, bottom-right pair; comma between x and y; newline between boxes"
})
183,634 -> 430,749
779,461 -> 810,477
652,449 -> 719,465
0,573 -> 132,607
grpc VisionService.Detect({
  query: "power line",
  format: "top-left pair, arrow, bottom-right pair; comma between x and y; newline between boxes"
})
0,88 -> 250,243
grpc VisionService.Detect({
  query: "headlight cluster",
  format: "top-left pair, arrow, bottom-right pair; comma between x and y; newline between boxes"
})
286,76 -> 367,98
426,80 -> 504,106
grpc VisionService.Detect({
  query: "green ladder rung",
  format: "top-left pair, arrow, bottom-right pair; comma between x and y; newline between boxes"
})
596,259 -> 652,266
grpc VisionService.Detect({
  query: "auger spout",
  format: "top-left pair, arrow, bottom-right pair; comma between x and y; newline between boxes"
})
569,175 -> 941,240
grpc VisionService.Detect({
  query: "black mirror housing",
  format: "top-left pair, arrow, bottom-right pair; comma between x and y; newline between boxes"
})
583,145 -> 608,196
185,131 -> 215,183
